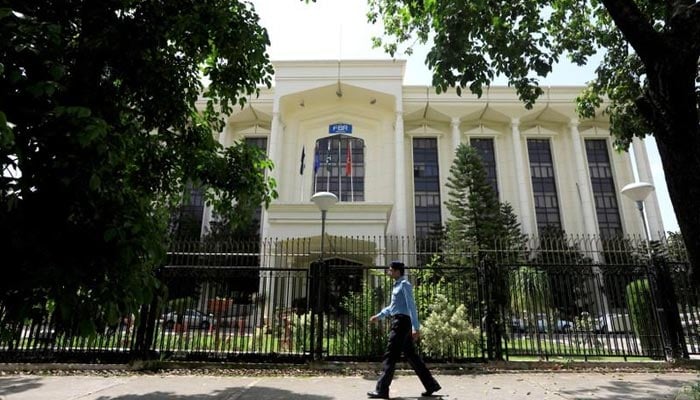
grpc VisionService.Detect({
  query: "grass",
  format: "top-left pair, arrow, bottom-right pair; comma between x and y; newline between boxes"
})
682,381 -> 700,400
5,324 -> 664,363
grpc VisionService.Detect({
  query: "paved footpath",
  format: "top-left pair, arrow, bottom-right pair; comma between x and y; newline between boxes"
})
0,371 -> 698,400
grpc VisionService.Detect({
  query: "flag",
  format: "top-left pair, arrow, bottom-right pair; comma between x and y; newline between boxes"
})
299,146 -> 305,175
345,140 -> 352,176
325,140 -> 332,172
313,142 -> 320,174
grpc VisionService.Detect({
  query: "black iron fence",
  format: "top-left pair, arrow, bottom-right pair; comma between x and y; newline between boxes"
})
1,234 -> 696,363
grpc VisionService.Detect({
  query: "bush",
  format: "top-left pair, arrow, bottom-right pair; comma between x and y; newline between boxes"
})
338,279 -> 387,357
421,293 -> 480,360
625,279 -> 658,355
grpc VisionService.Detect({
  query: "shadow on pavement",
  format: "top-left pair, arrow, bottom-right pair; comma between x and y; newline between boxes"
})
558,376 -> 695,399
94,386 -> 334,400
0,376 -> 43,396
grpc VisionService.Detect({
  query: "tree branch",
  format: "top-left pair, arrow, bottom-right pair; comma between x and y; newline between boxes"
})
670,2 -> 700,54
599,0 -> 666,62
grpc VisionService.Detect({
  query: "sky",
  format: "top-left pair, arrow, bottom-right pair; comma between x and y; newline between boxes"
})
251,0 -> 679,233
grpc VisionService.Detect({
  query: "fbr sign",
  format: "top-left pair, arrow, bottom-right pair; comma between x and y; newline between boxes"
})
329,123 -> 352,134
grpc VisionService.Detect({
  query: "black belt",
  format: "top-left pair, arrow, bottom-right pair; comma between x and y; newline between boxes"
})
392,314 -> 410,320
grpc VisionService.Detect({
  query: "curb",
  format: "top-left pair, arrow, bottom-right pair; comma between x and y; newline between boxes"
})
1,359 -> 699,375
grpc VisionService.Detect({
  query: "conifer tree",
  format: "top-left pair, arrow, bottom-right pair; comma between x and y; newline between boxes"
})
497,202 -> 528,264
444,143 -> 507,266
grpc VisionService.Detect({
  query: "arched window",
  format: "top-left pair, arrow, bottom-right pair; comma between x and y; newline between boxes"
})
312,135 -> 364,201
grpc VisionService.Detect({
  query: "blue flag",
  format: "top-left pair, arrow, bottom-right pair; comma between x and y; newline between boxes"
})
313,143 -> 320,174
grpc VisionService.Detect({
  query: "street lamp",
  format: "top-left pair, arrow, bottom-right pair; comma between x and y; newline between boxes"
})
311,191 -> 339,261
621,181 -> 655,246
310,191 -> 337,360
620,181 -> 683,360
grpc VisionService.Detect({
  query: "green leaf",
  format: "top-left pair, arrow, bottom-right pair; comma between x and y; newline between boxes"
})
89,174 -> 101,191
0,0 -> 276,337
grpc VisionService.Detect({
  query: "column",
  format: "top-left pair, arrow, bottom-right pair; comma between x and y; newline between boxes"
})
511,118 -> 533,235
261,108 -> 281,241
269,111 -> 282,182
570,120 -> 602,266
394,110 -> 407,236
632,137 -> 664,239
570,120 -> 598,237
451,117 -> 461,155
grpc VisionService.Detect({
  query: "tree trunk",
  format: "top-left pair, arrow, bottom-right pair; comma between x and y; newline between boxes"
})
641,54 -> 700,283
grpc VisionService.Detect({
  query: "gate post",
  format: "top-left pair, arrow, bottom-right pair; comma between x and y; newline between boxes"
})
481,255 -> 505,361
654,259 -> 688,360
133,267 -> 162,360
309,260 -> 325,360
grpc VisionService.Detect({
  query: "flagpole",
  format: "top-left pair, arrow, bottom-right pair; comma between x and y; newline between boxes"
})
338,137 -> 342,200
300,146 -> 305,201
326,140 -> 331,190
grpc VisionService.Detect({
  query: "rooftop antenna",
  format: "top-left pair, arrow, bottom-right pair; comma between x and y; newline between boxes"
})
336,25 -> 343,98
422,87 -> 430,119
336,62 -> 343,98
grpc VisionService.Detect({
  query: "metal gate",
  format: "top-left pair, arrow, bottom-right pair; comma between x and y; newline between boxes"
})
1,235 -> 697,363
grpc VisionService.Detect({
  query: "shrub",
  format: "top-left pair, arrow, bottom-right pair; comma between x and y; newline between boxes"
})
625,279 -> 658,355
338,278 -> 387,357
421,293 -> 480,360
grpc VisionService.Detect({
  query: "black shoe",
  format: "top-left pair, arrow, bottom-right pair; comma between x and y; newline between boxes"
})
421,384 -> 442,396
367,390 -> 390,399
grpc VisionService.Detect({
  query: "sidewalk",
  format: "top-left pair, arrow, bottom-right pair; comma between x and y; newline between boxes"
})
0,370 -> 698,400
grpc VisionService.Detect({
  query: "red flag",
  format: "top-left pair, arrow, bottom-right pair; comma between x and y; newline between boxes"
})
345,141 -> 352,176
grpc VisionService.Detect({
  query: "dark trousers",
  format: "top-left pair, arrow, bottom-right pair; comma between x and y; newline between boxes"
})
376,314 -> 439,393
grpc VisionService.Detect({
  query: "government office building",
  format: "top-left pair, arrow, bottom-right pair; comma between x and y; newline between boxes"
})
187,59 -> 664,247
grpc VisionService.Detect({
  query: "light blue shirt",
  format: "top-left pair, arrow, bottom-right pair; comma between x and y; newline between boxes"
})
375,276 -> 420,332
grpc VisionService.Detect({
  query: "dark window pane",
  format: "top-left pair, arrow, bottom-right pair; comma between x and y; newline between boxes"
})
470,138 -> 499,197
585,139 -> 622,238
528,139 -> 562,231
413,138 -> 442,238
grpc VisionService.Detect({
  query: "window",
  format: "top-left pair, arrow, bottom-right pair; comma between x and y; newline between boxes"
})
585,139 -> 622,238
172,137 -> 268,240
527,139 -> 562,231
172,181 -> 205,239
470,138 -> 499,197
313,136 -> 365,201
245,137 -> 268,153
413,138 -> 442,238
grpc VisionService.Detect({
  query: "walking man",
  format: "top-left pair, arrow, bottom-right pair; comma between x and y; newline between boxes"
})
367,261 -> 441,399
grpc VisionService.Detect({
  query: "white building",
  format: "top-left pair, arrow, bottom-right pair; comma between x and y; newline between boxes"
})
200,59 -> 663,243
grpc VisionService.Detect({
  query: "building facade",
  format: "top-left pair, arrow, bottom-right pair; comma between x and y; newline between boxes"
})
198,59 -> 663,243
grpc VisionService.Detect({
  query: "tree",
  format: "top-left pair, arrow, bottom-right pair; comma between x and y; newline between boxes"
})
443,143 -> 527,359
496,202 -> 529,264
444,144 -> 527,260
368,0 -> 700,282
0,1 -> 276,336
444,143 -> 502,264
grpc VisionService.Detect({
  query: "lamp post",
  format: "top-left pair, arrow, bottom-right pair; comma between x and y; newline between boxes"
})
621,181 -> 688,360
310,191 -> 338,360
621,181 -> 655,254
311,191 -> 339,263
620,181 -> 673,358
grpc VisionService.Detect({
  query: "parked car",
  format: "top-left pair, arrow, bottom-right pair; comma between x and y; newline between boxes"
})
680,312 -> 700,329
510,315 -> 573,333
161,309 -> 213,330
511,318 -> 526,333
538,317 -> 574,333
595,313 -> 632,333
